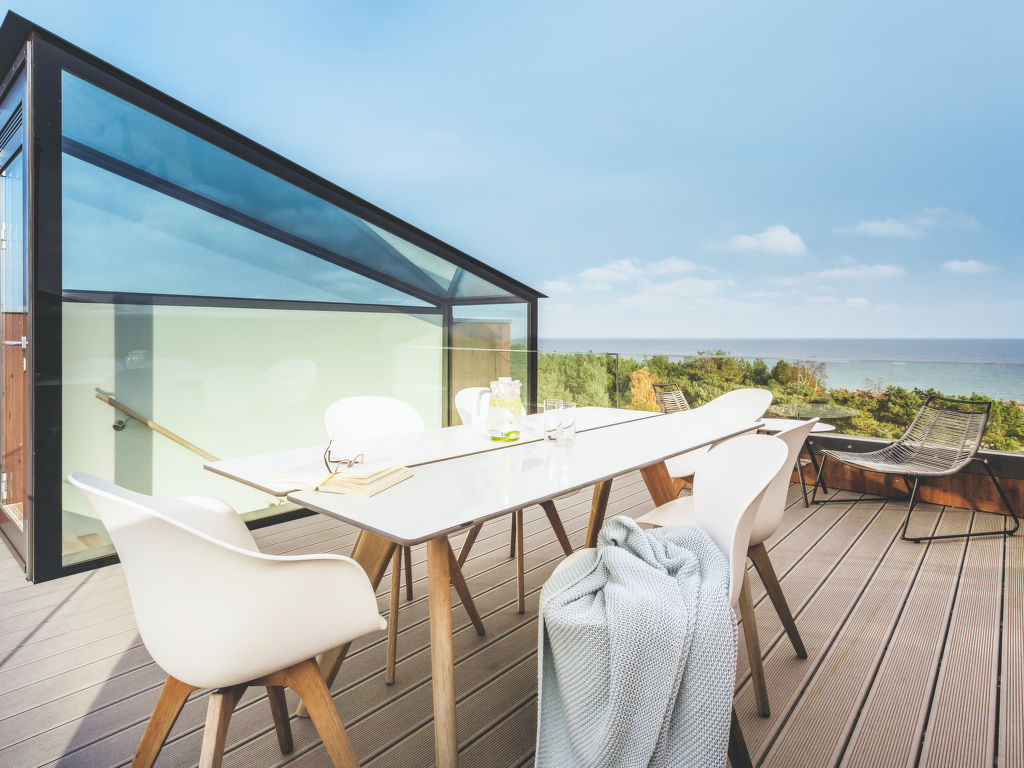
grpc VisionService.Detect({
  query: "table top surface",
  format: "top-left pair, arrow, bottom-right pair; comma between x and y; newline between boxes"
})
205,406 -> 659,497
760,417 -> 836,433
285,408 -> 762,545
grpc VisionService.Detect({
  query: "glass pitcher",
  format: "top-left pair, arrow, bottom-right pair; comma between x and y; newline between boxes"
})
487,377 -> 522,441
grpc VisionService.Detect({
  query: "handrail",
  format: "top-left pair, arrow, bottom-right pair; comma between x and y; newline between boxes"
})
94,389 -> 219,462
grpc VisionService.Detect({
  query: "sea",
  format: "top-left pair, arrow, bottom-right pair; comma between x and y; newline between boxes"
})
538,338 -> 1024,402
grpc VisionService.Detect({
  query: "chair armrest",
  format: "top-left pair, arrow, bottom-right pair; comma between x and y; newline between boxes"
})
134,528 -> 387,689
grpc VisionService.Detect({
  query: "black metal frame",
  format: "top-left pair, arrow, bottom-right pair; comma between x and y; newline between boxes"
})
810,396 -> 1020,543
3,11 -> 542,581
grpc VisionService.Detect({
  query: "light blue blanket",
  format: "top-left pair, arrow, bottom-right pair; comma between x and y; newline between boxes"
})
536,516 -> 736,768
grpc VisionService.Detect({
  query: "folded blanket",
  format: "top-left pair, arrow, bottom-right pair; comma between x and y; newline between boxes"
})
536,516 -> 736,768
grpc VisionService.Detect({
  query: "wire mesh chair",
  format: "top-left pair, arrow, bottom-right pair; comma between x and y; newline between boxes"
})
811,395 -> 1019,542
652,382 -> 691,413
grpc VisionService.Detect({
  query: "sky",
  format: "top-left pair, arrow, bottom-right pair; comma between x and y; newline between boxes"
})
11,0 -> 1024,339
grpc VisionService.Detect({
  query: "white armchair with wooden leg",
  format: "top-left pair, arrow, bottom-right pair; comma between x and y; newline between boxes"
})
549,435 -> 788,766
636,418 -> 817,717
68,472 -> 386,768
660,388 -> 774,497
324,396 -> 485,685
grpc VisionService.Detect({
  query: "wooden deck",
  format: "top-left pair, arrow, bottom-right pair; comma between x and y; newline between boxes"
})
0,474 -> 1020,768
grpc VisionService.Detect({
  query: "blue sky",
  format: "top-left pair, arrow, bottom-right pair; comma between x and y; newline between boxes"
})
14,0 -> 1024,338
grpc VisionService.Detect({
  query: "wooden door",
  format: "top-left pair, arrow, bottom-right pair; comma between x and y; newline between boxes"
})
0,139 -> 28,566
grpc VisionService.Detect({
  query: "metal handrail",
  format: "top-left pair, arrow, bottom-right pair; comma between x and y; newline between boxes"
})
94,389 -> 219,462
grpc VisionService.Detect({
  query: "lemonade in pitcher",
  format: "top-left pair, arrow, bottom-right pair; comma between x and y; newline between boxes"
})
487,377 -> 522,441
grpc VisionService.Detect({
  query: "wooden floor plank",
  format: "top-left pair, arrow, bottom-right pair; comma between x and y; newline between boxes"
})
919,514 -> 1005,768
1000,522 -> 1023,768
837,509 -> 970,768
735,498 -> 918,760
0,475 -> 1019,768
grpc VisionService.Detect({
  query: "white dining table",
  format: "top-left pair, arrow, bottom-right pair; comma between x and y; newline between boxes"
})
206,406 -> 762,768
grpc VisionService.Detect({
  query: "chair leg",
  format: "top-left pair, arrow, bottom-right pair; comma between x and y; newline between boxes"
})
540,500 -> 574,557
796,456 -> 810,508
807,441 -> 828,494
446,540 -> 486,636
748,544 -> 806,659
738,571 -> 770,717
901,462 -> 1021,543
728,706 -> 753,768
810,454 -> 827,504
983,460 -> 1020,535
286,659 -> 360,768
266,685 -> 293,755
386,546 -> 402,684
403,545 -> 414,601
516,508 -> 526,614
457,522 -> 483,568
198,684 -> 247,768
130,676 -> 198,768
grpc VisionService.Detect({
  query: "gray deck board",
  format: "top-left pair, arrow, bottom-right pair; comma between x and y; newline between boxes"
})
0,471 -> 1019,768
919,514 -> 1005,768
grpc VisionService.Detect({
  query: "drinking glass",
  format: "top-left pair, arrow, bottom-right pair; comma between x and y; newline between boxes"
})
556,401 -> 577,446
543,398 -> 563,442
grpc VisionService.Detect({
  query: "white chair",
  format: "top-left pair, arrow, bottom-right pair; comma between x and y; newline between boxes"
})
662,388 -> 773,495
67,473 -> 384,768
452,386 -> 576,614
636,418 -> 818,716
551,435 -> 788,766
325,395 -> 485,685
454,386 -> 491,427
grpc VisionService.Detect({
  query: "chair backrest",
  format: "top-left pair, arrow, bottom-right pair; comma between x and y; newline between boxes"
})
701,387 -> 773,424
894,396 -> 990,470
693,434 -> 789,610
66,473 -> 261,679
324,395 -> 426,445
652,383 -> 691,414
454,386 -> 491,425
749,418 -> 818,546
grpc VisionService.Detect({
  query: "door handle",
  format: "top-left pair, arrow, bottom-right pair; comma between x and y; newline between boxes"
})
3,336 -> 27,349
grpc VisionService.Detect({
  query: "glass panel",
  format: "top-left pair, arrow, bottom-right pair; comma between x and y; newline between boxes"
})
449,303 -> 529,423
61,72 -> 510,301
62,154 -> 428,306
452,270 -> 517,299
61,302 -> 443,565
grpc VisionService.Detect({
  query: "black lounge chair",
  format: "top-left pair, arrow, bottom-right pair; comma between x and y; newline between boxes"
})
811,395 -> 1019,542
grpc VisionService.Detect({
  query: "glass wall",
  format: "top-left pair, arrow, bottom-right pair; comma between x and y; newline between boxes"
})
61,303 -> 441,565
449,303 -> 529,422
43,59 -> 536,574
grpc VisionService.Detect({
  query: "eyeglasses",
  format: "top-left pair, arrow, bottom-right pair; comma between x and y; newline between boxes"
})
323,443 -> 365,473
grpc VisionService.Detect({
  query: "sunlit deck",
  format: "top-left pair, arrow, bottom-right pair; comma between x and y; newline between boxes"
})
1,475 -> 1020,768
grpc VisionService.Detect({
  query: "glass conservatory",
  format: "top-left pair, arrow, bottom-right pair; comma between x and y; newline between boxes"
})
0,13 -> 542,582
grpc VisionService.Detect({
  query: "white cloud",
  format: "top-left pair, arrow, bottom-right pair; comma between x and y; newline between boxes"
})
835,207 -> 979,239
845,297 -> 870,308
540,280 -> 574,294
578,259 -> 642,283
835,219 -> 923,238
806,295 -> 836,304
941,259 -> 996,275
646,256 -> 697,276
813,264 -> 906,280
616,277 -> 731,308
710,225 -> 807,255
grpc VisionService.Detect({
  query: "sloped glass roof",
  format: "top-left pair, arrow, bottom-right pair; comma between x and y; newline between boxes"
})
60,72 -> 518,304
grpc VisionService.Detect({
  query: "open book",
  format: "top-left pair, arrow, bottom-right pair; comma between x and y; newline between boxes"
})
315,458 -> 413,497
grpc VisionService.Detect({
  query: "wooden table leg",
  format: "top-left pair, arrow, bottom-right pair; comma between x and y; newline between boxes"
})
585,480 -> 614,548
297,530 -> 396,717
640,461 -> 678,506
427,536 -> 459,768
